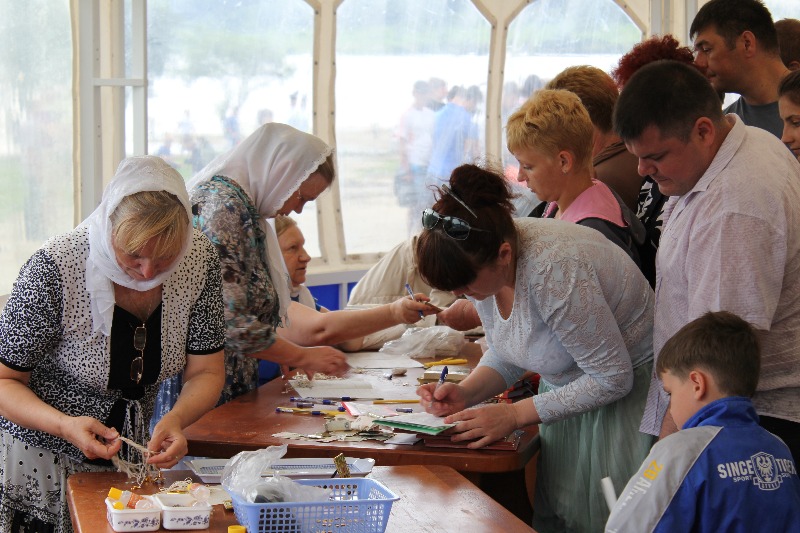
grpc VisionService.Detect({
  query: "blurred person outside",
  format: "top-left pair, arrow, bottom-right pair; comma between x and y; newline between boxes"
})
426,85 -> 483,190
426,77 -> 448,112
395,80 -> 435,236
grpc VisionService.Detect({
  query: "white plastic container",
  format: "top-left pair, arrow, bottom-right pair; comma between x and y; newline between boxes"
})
154,493 -> 212,530
105,496 -> 160,532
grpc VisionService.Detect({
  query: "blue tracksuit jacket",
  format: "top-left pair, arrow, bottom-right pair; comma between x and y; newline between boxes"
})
605,396 -> 800,532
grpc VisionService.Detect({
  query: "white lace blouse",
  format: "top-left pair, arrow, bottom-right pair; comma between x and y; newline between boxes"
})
475,218 -> 654,424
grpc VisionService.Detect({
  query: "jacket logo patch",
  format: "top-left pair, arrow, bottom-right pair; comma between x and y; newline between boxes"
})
751,452 -> 781,491
717,451 -> 797,490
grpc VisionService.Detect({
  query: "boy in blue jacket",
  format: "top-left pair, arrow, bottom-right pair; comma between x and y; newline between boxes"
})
605,311 -> 800,532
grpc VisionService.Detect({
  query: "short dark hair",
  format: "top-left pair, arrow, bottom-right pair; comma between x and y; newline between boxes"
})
613,60 -> 723,142
779,69 -> 800,107
775,18 -> 800,68
657,311 -> 761,398
690,0 -> 779,54
415,163 -> 516,292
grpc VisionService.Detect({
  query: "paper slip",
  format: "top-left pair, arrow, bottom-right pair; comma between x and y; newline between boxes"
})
291,373 -> 420,401
384,433 -> 421,445
343,402 -> 398,418
345,351 -> 424,369
373,412 -> 457,435
289,376 -> 382,400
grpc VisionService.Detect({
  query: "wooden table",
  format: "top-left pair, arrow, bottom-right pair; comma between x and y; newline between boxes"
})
67,467 -> 535,532
183,343 -> 539,521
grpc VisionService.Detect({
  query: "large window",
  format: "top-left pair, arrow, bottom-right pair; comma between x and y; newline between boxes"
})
335,0 -> 490,254
144,0 -> 319,253
0,1 -> 72,294
503,0 -> 641,175
767,0 -> 800,20
0,0 -> 659,294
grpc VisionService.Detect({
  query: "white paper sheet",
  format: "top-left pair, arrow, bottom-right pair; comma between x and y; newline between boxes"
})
290,373 -> 420,401
344,351 -> 424,369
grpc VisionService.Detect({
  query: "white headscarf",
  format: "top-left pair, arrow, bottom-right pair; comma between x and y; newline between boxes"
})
85,155 -> 192,335
187,123 -> 334,323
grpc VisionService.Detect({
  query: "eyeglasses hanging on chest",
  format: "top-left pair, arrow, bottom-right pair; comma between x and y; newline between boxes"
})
131,325 -> 145,385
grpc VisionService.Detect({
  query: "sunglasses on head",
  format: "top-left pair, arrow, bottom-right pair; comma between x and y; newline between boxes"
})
422,208 -> 488,240
421,184 -> 488,240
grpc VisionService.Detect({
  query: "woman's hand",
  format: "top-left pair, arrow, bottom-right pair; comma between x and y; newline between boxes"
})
147,412 -> 187,469
417,382 -> 467,417
62,416 -> 122,460
390,293 -> 439,324
297,346 -> 350,378
436,299 -> 481,331
444,403 -> 520,449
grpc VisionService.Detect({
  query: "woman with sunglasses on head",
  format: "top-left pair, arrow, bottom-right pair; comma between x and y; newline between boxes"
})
415,164 -> 655,533
438,88 -> 647,332
152,123 -> 349,428
0,156 -> 226,533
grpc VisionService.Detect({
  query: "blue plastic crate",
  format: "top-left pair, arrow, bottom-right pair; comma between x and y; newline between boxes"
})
231,478 -> 399,533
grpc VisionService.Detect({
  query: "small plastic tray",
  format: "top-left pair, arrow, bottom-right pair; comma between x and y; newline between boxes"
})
153,493 -> 212,530
231,478 -> 399,533
105,497 -> 160,532
186,457 -> 376,483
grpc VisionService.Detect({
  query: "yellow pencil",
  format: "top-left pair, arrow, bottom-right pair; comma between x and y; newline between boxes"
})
422,358 -> 468,368
371,399 -> 420,404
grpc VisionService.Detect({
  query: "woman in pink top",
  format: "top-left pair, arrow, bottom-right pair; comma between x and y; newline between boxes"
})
506,89 -> 645,273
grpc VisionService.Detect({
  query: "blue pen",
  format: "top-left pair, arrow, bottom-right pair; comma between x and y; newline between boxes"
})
435,365 -> 449,391
290,396 -> 338,405
405,282 -> 425,320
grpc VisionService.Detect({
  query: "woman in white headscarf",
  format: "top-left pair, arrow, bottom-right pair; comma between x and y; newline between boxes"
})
0,155 -> 226,533
156,123 -> 349,416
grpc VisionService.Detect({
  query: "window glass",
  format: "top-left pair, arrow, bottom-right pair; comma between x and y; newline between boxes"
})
336,0 -> 490,252
767,0 -> 800,20
0,1 -> 73,294
503,0 -> 641,176
145,0 -> 320,254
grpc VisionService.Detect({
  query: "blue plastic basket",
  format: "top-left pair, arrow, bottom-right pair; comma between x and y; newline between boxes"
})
230,478 -> 399,533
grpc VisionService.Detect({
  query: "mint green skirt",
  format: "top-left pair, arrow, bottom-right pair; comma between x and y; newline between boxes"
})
532,362 -> 655,533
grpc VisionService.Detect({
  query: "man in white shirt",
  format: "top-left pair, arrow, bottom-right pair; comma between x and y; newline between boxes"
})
613,59 -> 800,462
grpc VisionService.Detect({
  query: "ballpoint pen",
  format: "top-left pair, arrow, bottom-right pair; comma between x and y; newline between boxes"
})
290,396 -> 339,405
435,365 -> 449,392
275,407 -> 344,416
405,282 -> 425,320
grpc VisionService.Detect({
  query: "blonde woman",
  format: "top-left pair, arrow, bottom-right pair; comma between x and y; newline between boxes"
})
0,156 -> 225,532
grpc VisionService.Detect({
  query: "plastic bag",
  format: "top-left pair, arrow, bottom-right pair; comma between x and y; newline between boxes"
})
378,325 -> 466,359
220,445 -> 331,503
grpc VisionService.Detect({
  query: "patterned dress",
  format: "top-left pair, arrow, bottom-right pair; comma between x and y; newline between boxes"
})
0,228 -> 224,533
153,175 -> 282,423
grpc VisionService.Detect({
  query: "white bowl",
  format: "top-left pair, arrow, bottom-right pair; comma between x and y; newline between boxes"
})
105,497 -> 160,532
153,493 -> 212,530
